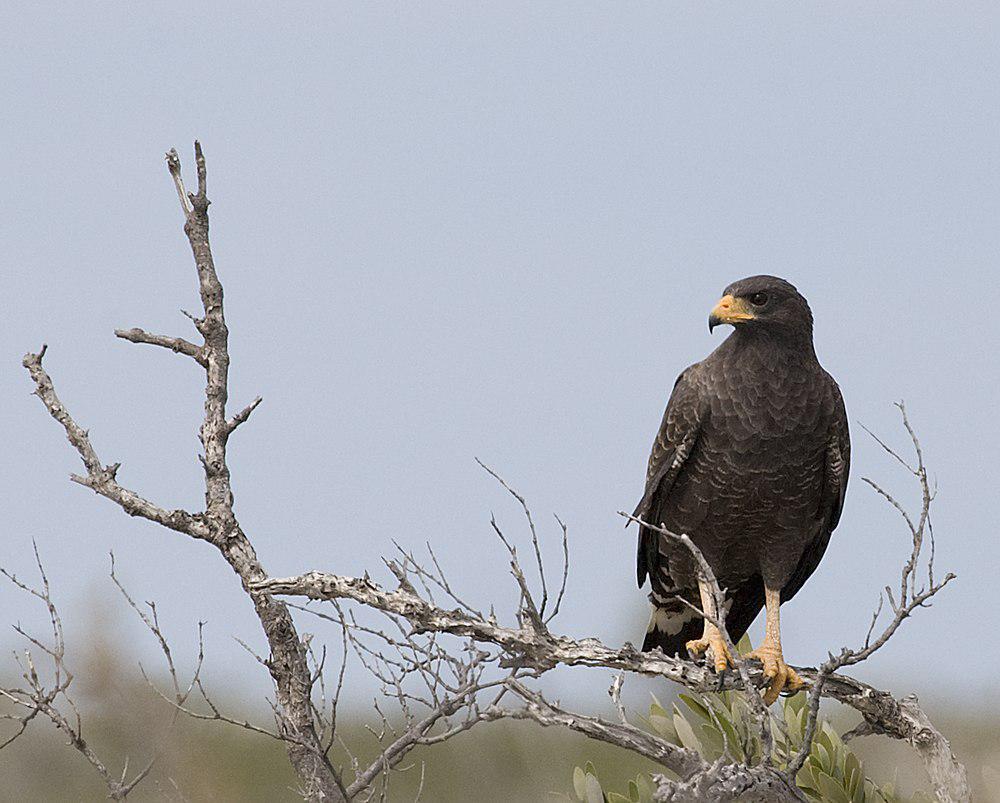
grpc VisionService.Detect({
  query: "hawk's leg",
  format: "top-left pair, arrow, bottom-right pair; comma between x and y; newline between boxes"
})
747,586 -> 805,705
685,579 -> 734,673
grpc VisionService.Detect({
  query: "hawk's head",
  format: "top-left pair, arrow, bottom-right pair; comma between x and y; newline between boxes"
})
708,275 -> 813,340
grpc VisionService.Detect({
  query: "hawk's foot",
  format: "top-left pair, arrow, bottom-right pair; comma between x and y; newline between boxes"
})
686,631 -> 734,674
747,643 -> 805,705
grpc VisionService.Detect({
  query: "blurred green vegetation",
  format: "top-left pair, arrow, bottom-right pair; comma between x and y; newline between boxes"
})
0,676 -> 662,802
4,682 -> 1000,801
2,633 -> 998,801
574,689 -> 928,803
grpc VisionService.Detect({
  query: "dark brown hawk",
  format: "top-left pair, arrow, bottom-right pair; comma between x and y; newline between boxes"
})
634,276 -> 849,703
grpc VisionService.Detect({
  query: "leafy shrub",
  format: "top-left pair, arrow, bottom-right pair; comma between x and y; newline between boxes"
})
572,640 -> 933,802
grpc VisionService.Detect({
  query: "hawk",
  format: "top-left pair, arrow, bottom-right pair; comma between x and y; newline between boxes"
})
634,275 -> 849,703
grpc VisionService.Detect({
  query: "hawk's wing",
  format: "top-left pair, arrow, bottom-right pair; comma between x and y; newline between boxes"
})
781,378 -> 851,603
633,363 -> 706,589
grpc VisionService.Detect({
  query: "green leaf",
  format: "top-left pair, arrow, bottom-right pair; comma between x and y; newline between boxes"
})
698,723 -> 725,759
584,773 -> 604,803
672,710 -> 702,754
649,712 -> 677,741
844,768 -> 858,798
678,693 -> 712,723
714,710 -> 745,762
649,698 -> 670,720
627,779 -> 640,803
729,692 -> 758,751
814,770 -> 851,803
844,752 -> 862,795
796,764 -> 819,792
818,724 -> 840,774
635,773 -> 655,802
573,767 -> 588,800
784,701 -> 804,743
812,740 -> 833,775
785,690 -> 807,714
794,772 -> 823,802
585,761 -> 598,777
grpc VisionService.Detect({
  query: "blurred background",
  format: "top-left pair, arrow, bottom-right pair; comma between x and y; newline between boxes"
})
2,3 -> 999,800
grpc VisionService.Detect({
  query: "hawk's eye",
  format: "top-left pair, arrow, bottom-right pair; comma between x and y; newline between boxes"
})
749,292 -> 769,307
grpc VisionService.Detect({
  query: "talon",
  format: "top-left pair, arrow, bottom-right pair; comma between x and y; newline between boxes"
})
785,665 -> 805,692
685,636 -> 709,658
686,632 -> 734,674
716,666 -> 728,692
747,644 -> 803,704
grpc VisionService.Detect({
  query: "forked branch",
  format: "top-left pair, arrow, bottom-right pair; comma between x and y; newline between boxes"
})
22,144 -> 345,802
17,144 -> 965,802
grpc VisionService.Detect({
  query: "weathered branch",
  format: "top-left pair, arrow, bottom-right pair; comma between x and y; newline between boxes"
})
257,430 -> 964,801
499,681 -> 705,778
20,145 -> 966,802
252,569 -> 943,757
114,327 -> 207,366
620,513 -> 773,758
24,144 -> 346,802
344,674 -> 504,798
487,682 -> 803,802
165,143 -> 345,802
787,403 -> 966,802
22,347 -> 211,539
0,545 -> 161,800
226,395 -> 263,434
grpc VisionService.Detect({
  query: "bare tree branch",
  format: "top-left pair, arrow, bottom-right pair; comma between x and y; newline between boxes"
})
0,546 -> 157,799
19,146 -> 965,803
114,327 -> 207,367
226,395 -> 263,434
24,144 -> 345,802
21,347 -> 210,539
476,459 -> 550,621
252,566 -> 948,750
258,425 -> 964,801
786,403 -> 966,802
618,513 -> 774,760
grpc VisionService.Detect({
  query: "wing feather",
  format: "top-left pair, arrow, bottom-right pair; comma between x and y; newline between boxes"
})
781,379 -> 851,602
634,364 -> 706,588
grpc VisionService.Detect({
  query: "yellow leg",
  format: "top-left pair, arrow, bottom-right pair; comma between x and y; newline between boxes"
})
685,580 -> 734,673
747,587 -> 805,705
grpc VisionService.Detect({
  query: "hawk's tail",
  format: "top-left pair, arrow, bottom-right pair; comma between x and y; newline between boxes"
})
641,597 -> 702,655
641,577 -> 765,656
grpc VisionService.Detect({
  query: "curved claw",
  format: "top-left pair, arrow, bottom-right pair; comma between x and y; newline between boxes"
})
686,632 -> 735,674
747,645 -> 805,705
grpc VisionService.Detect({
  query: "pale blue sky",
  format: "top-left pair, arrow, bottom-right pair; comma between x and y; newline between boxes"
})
2,4 -> 998,717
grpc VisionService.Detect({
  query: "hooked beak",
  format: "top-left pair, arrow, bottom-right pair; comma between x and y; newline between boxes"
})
708,294 -> 755,332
